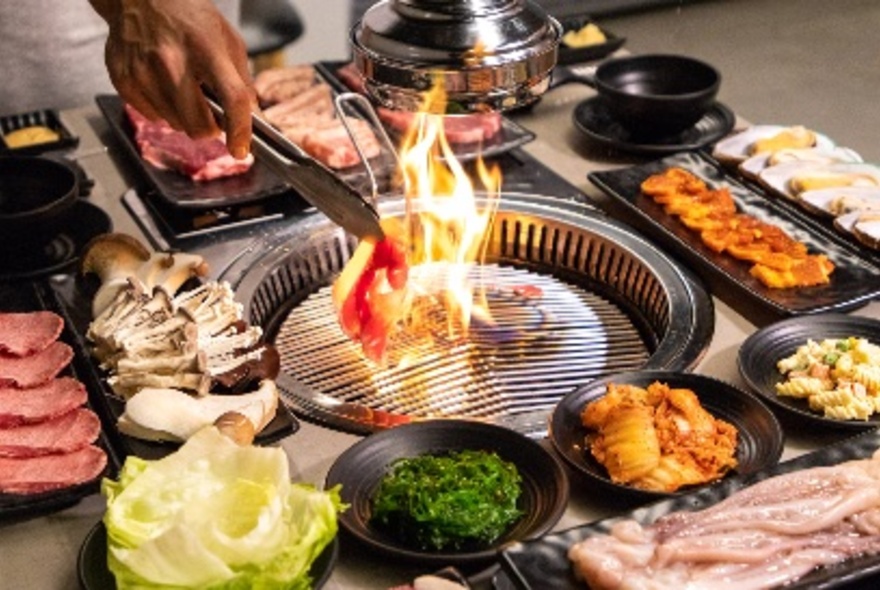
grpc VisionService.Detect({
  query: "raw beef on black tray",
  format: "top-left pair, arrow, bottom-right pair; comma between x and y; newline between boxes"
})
124,103 -> 254,182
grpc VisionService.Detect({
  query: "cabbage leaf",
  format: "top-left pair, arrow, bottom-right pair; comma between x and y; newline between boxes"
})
102,427 -> 343,589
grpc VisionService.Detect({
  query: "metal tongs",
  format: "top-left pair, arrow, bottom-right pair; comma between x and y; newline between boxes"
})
207,97 -> 384,241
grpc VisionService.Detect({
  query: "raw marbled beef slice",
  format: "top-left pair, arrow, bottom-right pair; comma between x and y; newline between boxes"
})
0,444 -> 107,495
0,311 -> 64,357
0,408 -> 101,458
0,377 -> 87,427
0,341 -> 73,388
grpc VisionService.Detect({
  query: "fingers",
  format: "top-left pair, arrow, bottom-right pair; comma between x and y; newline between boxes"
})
198,29 -> 256,159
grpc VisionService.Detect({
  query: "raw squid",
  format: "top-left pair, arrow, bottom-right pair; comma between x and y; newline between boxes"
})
569,449 -> 880,589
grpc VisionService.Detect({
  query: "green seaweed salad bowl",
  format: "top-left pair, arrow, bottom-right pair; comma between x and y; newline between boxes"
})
324,419 -> 569,568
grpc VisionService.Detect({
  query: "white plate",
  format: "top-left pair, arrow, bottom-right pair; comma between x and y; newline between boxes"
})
739,145 -> 862,179
713,124 -> 834,164
758,161 -> 880,200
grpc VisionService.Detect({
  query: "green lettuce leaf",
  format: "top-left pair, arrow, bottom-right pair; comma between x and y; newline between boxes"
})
102,427 -> 343,589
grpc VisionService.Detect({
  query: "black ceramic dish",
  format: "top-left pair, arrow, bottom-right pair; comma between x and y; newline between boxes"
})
0,280 -> 117,524
594,54 -> 721,139
0,200 -> 111,282
324,419 -> 569,568
95,94 -> 294,209
502,428 -> 880,590
77,521 -> 339,590
0,109 -> 79,155
0,155 -> 79,252
573,96 -> 735,156
588,151 -> 880,315
555,18 -> 626,65
739,314 -> 880,431
549,370 -> 784,504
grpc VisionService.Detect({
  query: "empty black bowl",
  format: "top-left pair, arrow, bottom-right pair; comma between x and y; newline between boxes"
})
0,156 -> 78,251
595,54 -> 721,139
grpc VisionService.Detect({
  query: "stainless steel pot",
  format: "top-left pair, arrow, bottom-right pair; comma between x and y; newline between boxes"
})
350,0 -> 562,113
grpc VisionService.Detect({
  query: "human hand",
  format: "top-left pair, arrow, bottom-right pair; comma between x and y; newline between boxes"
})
90,0 -> 256,158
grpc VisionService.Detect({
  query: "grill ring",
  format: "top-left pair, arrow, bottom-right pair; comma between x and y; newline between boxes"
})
219,194 -> 713,436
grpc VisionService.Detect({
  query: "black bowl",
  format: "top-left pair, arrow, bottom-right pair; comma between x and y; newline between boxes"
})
0,155 -> 78,251
549,370 -> 784,504
739,314 -> 880,430
595,54 -> 721,139
324,419 -> 569,568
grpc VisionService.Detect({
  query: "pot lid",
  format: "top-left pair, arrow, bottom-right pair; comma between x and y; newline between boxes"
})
350,0 -> 561,113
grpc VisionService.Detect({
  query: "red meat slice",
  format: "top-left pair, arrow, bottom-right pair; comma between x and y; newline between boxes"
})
0,408 -> 101,458
301,117 -> 381,169
333,236 -> 409,364
377,108 -> 503,144
335,61 -> 367,94
0,341 -> 73,389
125,104 -> 254,182
0,377 -> 87,427
0,445 -> 107,495
0,311 -> 64,357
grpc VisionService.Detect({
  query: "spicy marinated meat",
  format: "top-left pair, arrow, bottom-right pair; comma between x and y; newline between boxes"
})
641,167 -> 834,288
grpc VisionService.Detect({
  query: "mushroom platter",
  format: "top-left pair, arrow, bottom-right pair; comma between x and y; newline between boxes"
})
76,233 -> 295,455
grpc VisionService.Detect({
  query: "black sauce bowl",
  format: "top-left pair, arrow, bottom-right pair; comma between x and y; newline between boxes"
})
594,54 -> 721,139
0,156 -> 78,252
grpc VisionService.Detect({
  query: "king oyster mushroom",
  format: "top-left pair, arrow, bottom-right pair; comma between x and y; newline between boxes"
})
80,232 -> 209,317
116,379 -> 279,442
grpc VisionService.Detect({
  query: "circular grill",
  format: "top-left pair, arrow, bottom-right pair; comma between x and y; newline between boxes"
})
220,194 -> 714,436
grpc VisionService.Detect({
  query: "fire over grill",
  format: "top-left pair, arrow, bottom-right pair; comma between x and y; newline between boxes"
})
220,194 -> 713,436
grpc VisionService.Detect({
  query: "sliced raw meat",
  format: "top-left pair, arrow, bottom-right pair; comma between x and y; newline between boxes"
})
336,61 -> 367,94
0,445 -> 107,495
254,64 -> 317,105
262,83 -> 334,128
0,377 -> 87,427
125,104 -> 254,182
377,108 -> 502,144
0,341 -> 73,388
0,311 -> 64,357
301,117 -> 381,169
0,408 -> 101,458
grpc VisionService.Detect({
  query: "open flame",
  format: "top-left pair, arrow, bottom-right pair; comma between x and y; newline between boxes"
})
397,78 -> 502,337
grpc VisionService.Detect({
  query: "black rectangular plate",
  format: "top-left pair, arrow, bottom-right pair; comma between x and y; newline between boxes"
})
49,275 -> 300,462
588,151 -> 880,315
0,109 -> 79,155
0,280 -> 117,524
501,428 -> 880,590
556,17 -> 626,65
314,61 -> 537,163
96,94 -> 294,209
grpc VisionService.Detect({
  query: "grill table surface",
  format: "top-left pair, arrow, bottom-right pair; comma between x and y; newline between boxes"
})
4,81 -> 880,590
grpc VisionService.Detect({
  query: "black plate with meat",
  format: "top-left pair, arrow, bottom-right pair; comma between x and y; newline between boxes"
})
0,280 -> 118,524
48,274 -> 300,462
501,428 -> 880,590
588,151 -> 880,316
314,61 -> 537,163
96,94 -> 294,209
